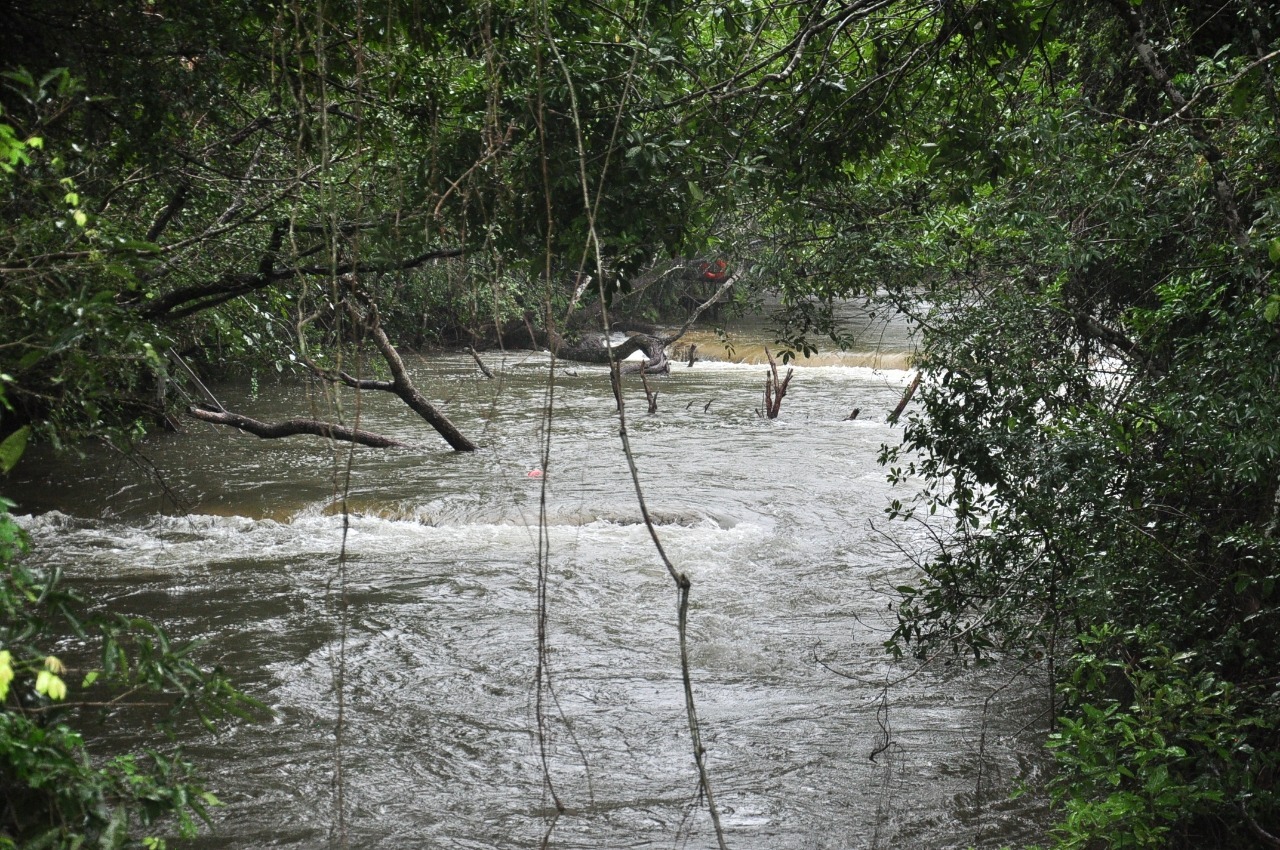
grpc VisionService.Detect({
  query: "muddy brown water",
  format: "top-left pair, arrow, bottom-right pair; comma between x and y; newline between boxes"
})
12,310 -> 1051,848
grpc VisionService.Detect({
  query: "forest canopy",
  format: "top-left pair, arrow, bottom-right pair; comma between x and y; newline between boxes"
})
2,0 -> 1279,847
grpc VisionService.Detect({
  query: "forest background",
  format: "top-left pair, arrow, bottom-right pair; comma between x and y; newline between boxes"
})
1,0 -> 1279,848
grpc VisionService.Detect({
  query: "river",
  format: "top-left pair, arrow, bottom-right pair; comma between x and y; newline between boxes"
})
13,308 -> 1050,849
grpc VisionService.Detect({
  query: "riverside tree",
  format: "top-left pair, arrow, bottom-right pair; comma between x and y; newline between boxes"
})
0,0 -> 747,451
741,3 -> 1280,846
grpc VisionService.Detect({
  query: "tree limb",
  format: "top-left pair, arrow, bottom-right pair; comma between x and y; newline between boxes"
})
138,245 -> 464,321
662,273 -> 737,348
145,184 -> 190,243
186,406 -> 409,448
340,282 -> 478,451
887,371 -> 921,424
362,311 -> 478,452
1079,314 -> 1148,365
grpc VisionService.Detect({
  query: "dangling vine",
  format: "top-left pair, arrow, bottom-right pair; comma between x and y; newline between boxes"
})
533,2 -> 731,845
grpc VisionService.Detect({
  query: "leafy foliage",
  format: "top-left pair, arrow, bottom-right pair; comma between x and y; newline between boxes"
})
0,493 -> 259,848
825,3 -> 1280,846
0,0 -> 774,448
1047,626 -> 1271,849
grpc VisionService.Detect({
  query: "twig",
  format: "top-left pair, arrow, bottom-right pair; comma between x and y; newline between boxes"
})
167,347 -> 225,412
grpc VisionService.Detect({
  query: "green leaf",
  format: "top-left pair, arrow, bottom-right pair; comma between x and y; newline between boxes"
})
1265,294 -> 1280,324
35,669 -> 67,700
0,425 -> 30,473
0,650 -> 13,700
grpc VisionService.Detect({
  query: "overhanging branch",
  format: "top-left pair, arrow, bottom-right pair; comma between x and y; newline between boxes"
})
139,244 -> 465,321
186,406 -> 409,448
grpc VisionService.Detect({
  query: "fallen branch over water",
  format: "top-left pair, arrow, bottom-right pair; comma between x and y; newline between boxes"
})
887,372 -> 921,424
186,406 -> 410,448
466,346 -> 495,379
296,277 -> 478,451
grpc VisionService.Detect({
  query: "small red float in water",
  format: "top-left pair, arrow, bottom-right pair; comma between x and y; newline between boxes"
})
527,469 -> 543,478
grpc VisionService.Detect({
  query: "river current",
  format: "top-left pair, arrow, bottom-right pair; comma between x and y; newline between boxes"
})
13,314 -> 1050,849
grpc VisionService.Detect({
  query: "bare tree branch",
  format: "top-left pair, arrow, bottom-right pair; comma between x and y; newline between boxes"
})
662,273 -> 738,348
138,244 -> 464,321
186,406 -> 409,448
339,282 -> 478,452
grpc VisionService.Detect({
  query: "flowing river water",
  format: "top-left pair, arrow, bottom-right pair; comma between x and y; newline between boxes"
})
13,308 -> 1051,849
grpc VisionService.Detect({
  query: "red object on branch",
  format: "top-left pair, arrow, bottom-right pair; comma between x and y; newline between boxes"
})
700,259 -> 728,281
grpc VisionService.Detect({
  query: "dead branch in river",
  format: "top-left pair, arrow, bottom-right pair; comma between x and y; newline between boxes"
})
297,278 -> 478,452
887,372 -> 921,424
186,406 -> 409,448
761,346 -> 793,419
466,346 -> 495,379
639,368 -> 658,414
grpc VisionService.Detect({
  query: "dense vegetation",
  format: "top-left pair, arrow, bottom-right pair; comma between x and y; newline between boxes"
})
2,0 -> 1278,847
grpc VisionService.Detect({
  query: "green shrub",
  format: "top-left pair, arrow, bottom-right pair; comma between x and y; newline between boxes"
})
0,495 -> 260,848
1048,626 -> 1276,849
